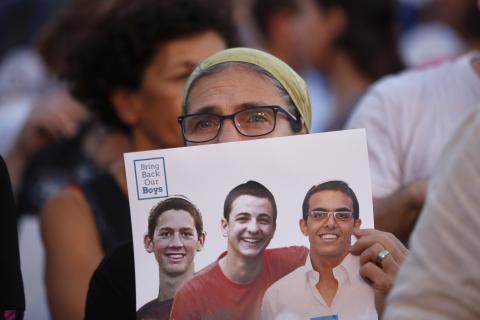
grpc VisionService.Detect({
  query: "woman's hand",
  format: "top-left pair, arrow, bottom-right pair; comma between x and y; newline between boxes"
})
350,229 -> 409,317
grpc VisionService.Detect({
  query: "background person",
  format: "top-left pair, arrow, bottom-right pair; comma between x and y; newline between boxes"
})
383,112 -> 480,319
261,180 -> 376,320
14,0 -> 130,218
1,2 -> 124,318
346,45 -> 480,243
252,0 -> 404,132
137,197 -> 205,320
400,0 -> 480,68
40,1 -> 236,318
251,0 -> 334,132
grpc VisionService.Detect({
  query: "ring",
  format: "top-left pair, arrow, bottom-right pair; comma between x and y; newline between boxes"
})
375,249 -> 390,268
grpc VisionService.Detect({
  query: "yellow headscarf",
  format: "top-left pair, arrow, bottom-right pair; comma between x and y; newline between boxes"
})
182,47 -> 312,132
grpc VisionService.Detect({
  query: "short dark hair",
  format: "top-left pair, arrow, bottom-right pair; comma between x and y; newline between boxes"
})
148,197 -> 203,239
302,180 -> 359,220
315,0 -> 404,80
223,180 -> 277,223
64,0 -> 239,132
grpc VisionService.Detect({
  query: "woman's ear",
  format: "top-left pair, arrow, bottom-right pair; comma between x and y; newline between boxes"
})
110,88 -> 142,126
298,118 -> 308,134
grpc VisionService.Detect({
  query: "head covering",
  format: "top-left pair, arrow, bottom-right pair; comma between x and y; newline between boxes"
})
182,47 -> 312,132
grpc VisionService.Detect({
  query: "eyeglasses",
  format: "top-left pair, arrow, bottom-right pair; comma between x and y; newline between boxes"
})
178,106 -> 299,143
308,210 -> 354,222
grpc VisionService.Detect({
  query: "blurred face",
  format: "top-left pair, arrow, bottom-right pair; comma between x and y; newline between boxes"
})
145,209 -> 204,277
293,0 -> 338,69
300,190 -> 361,262
186,66 -> 306,145
132,31 -> 226,151
221,195 -> 275,259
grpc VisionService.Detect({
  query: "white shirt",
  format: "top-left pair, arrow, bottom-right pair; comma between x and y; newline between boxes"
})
347,52 -> 480,197
261,254 -> 377,320
384,112 -> 480,319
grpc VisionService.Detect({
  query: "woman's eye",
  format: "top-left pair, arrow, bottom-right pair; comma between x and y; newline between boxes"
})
248,113 -> 267,123
193,118 -> 218,130
198,120 -> 213,128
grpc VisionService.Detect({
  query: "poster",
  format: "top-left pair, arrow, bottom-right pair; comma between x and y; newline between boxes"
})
124,129 -> 375,318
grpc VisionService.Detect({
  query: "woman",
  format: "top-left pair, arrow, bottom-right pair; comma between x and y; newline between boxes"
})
88,48 -> 407,319
179,47 -> 406,318
40,0 -> 236,318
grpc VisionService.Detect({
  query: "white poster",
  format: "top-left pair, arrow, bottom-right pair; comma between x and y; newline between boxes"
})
124,129 -> 374,317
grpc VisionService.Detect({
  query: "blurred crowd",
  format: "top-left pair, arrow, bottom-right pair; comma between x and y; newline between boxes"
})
1,0 -> 479,319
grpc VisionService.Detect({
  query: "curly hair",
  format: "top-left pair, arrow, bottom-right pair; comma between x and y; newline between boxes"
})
64,0 -> 239,131
36,0 -> 117,76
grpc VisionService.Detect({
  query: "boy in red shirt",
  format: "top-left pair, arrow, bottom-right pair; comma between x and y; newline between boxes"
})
170,181 -> 308,319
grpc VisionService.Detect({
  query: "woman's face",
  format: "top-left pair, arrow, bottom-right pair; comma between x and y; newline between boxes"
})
127,31 -> 226,151
185,66 -> 306,145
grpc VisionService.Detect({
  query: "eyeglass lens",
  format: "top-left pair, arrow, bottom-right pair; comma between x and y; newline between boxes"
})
182,107 -> 277,142
309,210 -> 353,221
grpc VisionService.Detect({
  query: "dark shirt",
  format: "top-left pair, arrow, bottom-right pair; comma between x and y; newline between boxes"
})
85,241 -> 136,320
17,123 -> 96,216
136,298 -> 173,320
78,171 -> 131,254
80,169 -> 133,318
0,156 -> 25,319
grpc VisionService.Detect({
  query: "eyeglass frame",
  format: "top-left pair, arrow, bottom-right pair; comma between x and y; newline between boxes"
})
307,209 -> 354,222
177,105 -> 301,143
